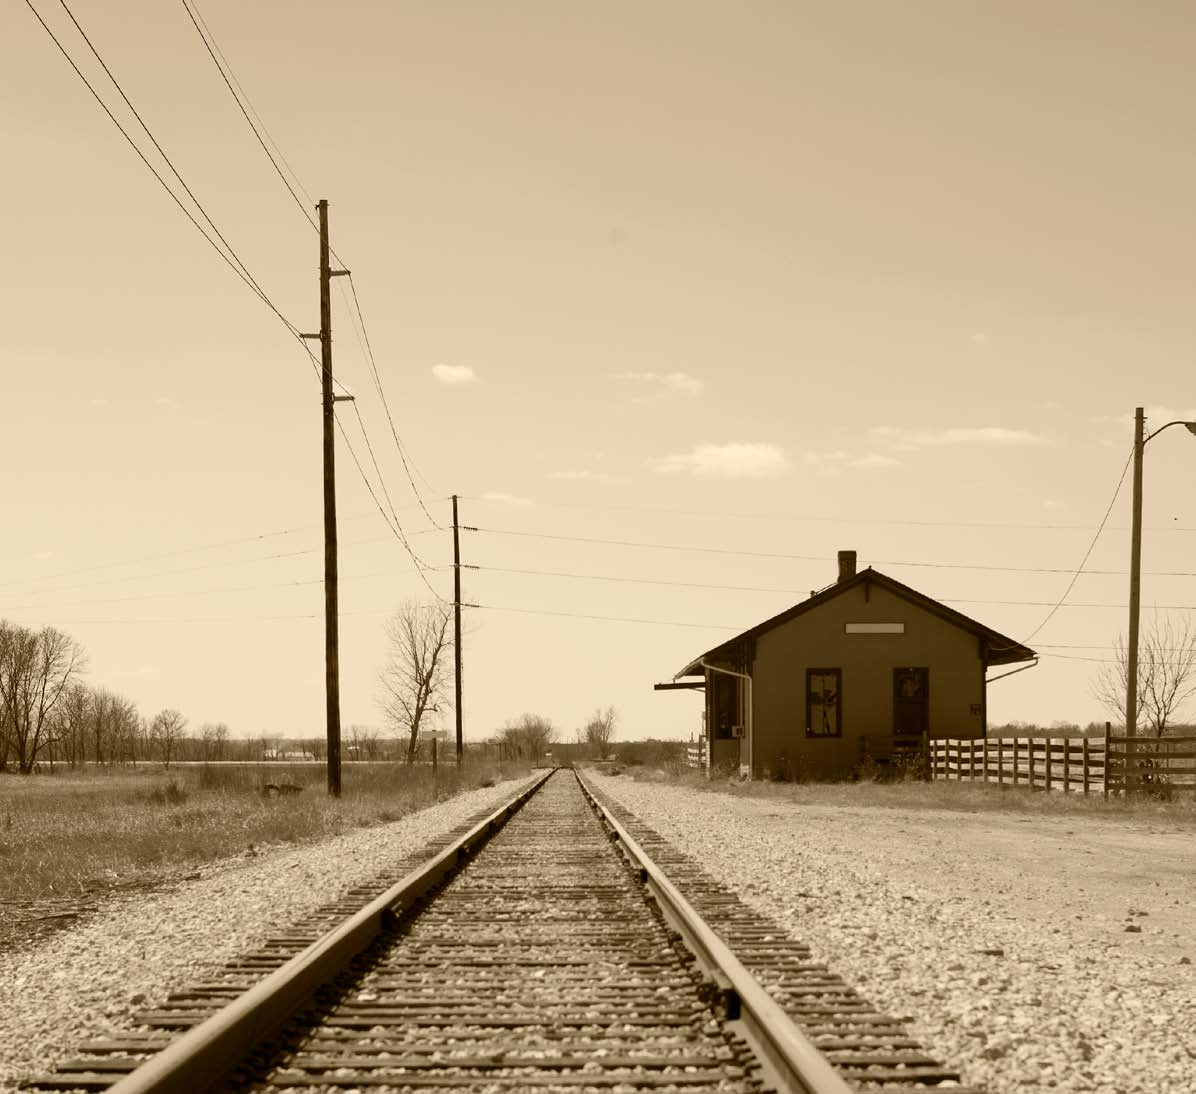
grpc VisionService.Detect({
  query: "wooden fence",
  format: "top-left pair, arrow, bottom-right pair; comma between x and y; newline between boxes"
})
929,734 -> 1196,796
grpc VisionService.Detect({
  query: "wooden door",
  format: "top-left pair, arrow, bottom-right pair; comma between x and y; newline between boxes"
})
893,667 -> 929,745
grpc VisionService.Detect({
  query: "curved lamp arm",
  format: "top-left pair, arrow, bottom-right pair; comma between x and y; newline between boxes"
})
1144,419 -> 1196,445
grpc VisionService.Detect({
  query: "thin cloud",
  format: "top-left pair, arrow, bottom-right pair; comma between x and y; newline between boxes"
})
479,490 -> 532,506
871,425 -> 1047,451
432,364 -> 478,385
548,469 -> 611,481
650,442 -> 791,478
612,371 -> 704,397
801,450 -> 901,471
850,452 -> 902,469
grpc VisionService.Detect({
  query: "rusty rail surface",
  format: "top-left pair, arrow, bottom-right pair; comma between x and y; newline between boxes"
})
25,768 -> 978,1093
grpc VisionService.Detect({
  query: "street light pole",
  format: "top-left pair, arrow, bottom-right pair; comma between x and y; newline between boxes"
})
1125,407 -> 1145,794
1124,408 -> 1196,796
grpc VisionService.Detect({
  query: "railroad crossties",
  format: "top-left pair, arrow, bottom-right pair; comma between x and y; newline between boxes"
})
17,770 -> 977,1094
661,550 -> 1037,780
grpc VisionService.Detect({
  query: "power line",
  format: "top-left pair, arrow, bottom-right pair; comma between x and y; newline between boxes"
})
24,0 -> 299,339
8,564 -> 451,612
0,526 -> 306,589
470,603 -> 740,631
334,412 -> 448,603
471,564 -> 807,595
182,0 -> 317,211
464,525 -> 1196,577
461,564 -> 1196,611
342,275 -> 442,525
459,495 -> 1196,534
179,0 -> 317,234
1015,446 -> 1134,645
180,0 -> 444,536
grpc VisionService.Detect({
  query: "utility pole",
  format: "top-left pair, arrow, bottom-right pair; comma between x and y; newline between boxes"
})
452,494 -> 463,762
1125,406 -> 1144,796
304,200 -> 351,797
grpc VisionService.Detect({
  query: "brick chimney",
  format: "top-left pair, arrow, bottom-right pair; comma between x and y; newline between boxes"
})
837,549 -> 857,583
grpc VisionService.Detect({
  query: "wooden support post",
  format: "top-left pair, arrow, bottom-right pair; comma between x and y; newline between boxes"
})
1063,738 -> 1070,795
1082,736 -> 1090,796
1012,738 -> 1019,787
982,738 -> 989,785
997,737 -> 1004,786
1028,739 -> 1035,790
1103,721 -> 1111,799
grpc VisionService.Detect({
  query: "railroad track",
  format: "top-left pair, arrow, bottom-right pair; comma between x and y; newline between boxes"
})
23,769 -> 979,1094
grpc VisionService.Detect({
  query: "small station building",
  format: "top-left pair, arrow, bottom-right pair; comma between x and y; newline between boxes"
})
658,550 -> 1036,780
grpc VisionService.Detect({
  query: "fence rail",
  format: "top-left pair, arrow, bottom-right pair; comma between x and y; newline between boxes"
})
929,734 -> 1196,796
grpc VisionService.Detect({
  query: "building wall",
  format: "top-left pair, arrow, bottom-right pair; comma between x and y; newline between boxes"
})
705,670 -> 749,772
750,581 -> 985,779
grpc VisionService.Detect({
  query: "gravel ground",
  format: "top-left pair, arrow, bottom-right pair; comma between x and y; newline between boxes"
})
0,773 -> 537,1093
589,771 -> 1196,1094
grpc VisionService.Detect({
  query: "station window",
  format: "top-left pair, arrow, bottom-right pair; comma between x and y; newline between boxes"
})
806,668 -> 842,738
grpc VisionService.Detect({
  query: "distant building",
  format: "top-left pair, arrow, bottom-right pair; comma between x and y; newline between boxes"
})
659,550 -> 1036,780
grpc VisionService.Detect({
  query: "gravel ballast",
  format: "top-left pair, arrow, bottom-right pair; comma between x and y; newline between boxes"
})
0,774 -> 538,1093
589,772 -> 1196,1094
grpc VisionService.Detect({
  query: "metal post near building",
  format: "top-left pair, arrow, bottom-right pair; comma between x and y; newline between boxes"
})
1124,407 -> 1196,796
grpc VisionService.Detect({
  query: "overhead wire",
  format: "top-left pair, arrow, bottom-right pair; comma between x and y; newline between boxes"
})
460,494 -> 1196,534
181,0 -> 443,537
462,563 -> 1196,610
179,0 -> 318,235
334,414 -> 449,603
8,563 -> 451,613
463,525 -> 1196,577
1006,446 -> 1134,647
23,0 -> 307,350
343,275 -> 443,522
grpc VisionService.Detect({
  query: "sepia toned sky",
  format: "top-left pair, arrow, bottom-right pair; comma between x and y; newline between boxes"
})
4,1 -> 1195,744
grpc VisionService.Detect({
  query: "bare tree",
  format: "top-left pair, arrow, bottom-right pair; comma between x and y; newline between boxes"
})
199,722 -> 230,762
378,600 -> 453,764
0,621 -> 86,774
50,683 -> 93,767
149,708 -> 188,768
1094,615 -> 1196,737
496,713 -> 556,762
583,706 -> 618,759
88,688 -> 136,765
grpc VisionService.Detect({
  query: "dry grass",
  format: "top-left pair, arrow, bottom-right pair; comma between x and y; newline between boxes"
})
607,763 -> 1196,826
0,760 -> 527,901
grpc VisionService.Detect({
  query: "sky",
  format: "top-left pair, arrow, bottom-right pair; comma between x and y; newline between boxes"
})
3,0 -> 1195,745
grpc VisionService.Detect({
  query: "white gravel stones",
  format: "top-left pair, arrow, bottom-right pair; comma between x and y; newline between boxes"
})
0,774 -> 537,1094
589,773 -> 1196,1094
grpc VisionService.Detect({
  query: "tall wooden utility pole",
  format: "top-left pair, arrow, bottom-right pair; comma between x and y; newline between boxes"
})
304,200 -> 350,797
1125,406 -> 1144,796
452,494 -> 463,762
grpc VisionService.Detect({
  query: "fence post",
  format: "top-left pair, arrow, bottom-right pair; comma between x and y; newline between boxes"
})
997,738 -> 1004,787
982,738 -> 989,785
1103,721 -> 1110,799
1028,738 -> 1035,790
1063,737 -> 1070,795
1012,738 -> 1019,787
1082,736 -> 1090,796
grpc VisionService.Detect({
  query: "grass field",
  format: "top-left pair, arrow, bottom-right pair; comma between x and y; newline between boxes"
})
0,760 -> 527,902
608,762 -> 1196,825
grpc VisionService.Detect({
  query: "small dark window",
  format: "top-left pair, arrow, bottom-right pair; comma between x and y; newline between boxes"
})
806,668 -> 842,737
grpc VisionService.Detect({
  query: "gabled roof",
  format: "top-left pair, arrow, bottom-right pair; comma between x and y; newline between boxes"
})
676,566 -> 1036,676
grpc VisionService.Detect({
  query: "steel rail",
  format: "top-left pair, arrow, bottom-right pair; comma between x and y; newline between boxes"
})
105,768 -> 554,1094
575,769 -> 857,1094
